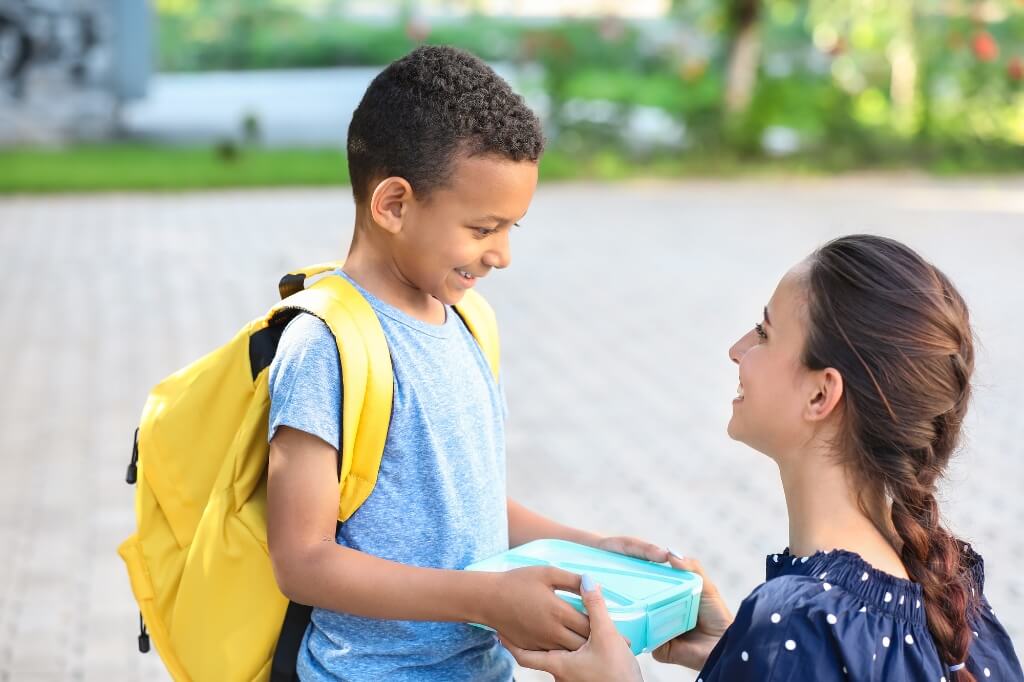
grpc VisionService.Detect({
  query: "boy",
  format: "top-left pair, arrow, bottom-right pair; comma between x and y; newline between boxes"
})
266,45 -> 666,681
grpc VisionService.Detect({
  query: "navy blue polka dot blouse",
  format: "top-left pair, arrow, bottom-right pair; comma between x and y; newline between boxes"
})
696,546 -> 1023,681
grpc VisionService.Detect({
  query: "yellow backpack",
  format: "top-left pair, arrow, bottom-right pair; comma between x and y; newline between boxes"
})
117,262 -> 500,682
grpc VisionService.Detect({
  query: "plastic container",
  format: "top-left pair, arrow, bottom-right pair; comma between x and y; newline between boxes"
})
464,539 -> 702,654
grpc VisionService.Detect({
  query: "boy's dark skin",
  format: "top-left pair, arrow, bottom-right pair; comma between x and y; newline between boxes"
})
266,47 -> 668,655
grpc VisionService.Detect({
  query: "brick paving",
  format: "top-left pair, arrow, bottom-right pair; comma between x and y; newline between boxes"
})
1,177 -> 1021,681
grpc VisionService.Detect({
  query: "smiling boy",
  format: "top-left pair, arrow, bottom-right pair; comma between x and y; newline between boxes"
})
265,46 -> 667,681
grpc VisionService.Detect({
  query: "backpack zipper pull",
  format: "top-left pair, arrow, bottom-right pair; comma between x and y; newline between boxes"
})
125,428 -> 139,485
138,612 -> 150,653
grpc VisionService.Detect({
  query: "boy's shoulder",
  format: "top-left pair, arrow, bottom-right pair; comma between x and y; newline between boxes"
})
269,313 -> 341,398
273,313 -> 337,372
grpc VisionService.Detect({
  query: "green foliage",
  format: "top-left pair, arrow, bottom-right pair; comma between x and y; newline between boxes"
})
151,1 -> 1024,174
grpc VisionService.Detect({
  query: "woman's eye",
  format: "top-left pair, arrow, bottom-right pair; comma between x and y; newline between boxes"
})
754,322 -> 768,341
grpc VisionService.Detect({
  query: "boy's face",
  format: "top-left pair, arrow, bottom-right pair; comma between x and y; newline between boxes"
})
392,154 -> 538,306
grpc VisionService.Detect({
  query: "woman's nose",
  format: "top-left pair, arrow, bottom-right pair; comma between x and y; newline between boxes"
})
729,330 -> 754,365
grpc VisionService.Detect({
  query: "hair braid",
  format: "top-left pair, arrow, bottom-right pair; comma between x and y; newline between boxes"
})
803,235 -> 982,679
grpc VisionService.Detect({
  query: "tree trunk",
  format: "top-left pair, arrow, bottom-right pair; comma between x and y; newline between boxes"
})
724,0 -> 762,115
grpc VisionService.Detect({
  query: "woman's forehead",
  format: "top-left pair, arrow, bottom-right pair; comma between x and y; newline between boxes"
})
769,266 -> 810,327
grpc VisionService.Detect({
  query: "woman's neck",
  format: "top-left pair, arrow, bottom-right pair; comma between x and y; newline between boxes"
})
778,443 -> 909,579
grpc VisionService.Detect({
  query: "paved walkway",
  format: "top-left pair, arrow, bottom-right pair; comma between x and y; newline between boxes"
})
1,177 -> 1021,681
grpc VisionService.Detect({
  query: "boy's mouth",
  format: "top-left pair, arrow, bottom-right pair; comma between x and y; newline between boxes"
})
456,269 -> 478,282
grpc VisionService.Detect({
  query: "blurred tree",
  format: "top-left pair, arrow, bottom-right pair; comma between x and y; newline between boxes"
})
723,0 -> 762,114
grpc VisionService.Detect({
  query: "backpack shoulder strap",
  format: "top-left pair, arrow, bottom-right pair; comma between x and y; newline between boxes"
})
269,274 -> 393,523
277,261 -> 345,299
453,289 -> 501,382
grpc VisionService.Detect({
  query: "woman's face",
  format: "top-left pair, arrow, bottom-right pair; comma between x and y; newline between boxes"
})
727,265 -> 821,460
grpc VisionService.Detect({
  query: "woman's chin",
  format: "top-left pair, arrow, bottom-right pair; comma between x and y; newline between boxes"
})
726,415 -> 741,441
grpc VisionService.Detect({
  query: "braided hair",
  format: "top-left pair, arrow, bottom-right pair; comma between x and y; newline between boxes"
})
802,235 -> 979,680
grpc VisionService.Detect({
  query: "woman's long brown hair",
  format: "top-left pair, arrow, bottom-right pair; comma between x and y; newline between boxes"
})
803,235 -> 979,679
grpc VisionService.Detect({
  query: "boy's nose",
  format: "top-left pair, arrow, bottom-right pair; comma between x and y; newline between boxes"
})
482,236 -> 511,270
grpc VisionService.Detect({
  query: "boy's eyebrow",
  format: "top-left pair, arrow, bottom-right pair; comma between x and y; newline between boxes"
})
472,213 -> 525,225
763,305 -> 772,326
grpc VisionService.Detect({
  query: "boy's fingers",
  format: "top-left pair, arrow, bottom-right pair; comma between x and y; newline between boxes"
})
545,566 -> 585,592
559,600 -> 592,640
602,537 -> 669,563
557,627 -> 588,651
499,636 -> 566,676
626,538 -> 670,563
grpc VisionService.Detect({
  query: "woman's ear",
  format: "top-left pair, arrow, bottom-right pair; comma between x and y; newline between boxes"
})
369,177 -> 413,235
805,367 -> 844,422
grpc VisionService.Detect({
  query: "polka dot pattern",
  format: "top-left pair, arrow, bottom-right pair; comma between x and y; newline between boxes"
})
697,547 -> 1021,682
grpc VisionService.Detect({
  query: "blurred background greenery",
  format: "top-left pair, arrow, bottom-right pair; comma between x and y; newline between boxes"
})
3,0 -> 1023,191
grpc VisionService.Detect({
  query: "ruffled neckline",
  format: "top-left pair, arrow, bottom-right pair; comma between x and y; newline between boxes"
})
764,545 -> 985,625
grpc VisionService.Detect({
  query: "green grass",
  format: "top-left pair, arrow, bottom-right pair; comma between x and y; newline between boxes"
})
0,145 -> 350,193
2,143 -> 1021,194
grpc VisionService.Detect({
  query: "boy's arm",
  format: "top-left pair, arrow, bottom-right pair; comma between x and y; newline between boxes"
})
507,497 -> 670,563
267,426 -> 592,651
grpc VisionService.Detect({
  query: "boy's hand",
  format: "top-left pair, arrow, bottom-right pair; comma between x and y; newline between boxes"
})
501,575 -> 644,682
485,566 -> 591,651
594,536 -> 669,564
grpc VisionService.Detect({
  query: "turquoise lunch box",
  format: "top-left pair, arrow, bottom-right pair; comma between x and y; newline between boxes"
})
464,539 -> 702,655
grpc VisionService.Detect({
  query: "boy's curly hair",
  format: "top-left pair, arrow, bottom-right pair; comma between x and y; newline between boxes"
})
346,45 -> 545,204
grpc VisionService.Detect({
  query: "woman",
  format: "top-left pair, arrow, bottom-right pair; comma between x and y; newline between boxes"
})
504,235 -> 1024,681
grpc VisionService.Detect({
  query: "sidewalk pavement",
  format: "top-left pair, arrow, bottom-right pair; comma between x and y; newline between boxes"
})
1,177 -> 1021,681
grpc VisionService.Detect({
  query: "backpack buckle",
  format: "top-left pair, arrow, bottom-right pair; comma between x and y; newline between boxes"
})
125,428 -> 139,485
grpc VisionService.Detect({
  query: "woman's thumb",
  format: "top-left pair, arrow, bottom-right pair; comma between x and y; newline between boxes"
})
580,574 -> 614,635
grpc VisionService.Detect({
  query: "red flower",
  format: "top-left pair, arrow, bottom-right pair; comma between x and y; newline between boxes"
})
1009,56 -> 1024,81
972,32 -> 999,62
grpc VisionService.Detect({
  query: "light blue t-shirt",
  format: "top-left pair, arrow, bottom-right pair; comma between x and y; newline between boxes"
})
267,271 -> 513,682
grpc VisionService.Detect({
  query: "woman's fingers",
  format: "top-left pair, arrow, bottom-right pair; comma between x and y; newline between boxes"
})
667,552 -> 703,574
651,638 -> 673,663
579,575 -> 616,638
668,553 -> 720,597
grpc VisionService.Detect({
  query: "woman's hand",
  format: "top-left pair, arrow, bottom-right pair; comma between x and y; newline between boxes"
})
652,554 -> 733,670
501,575 -> 644,682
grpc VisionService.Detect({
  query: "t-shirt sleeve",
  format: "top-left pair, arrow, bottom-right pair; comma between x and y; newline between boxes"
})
267,313 -> 342,451
498,377 -> 509,421
699,579 -> 847,682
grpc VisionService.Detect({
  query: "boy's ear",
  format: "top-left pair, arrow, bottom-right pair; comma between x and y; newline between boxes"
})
805,367 -> 843,422
369,177 -> 413,235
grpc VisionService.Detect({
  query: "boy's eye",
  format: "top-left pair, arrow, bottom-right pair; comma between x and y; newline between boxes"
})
472,227 -> 498,238
754,322 -> 768,341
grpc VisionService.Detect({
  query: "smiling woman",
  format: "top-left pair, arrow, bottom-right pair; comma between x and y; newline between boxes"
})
506,235 -> 1024,682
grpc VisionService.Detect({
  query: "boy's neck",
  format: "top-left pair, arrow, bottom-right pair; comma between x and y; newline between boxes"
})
342,225 -> 447,325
